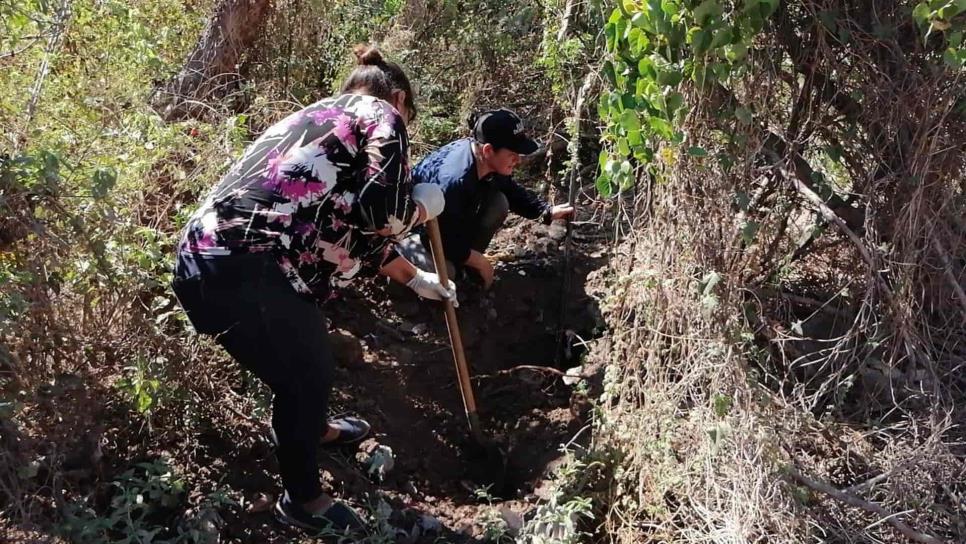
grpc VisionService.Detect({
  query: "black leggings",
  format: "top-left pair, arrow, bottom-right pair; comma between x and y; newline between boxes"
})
172,251 -> 331,503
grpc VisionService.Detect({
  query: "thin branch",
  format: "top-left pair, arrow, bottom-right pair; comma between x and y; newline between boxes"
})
786,467 -> 943,544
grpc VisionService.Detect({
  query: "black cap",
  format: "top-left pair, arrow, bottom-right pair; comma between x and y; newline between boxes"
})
471,109 -> 540,155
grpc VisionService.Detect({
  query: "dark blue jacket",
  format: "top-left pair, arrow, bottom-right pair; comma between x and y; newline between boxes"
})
412,138 -> 550,264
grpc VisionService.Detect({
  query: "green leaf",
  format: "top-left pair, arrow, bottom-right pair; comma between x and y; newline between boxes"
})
734,106 -> 753,124
740,221 -> 759,245
692,61 -> 709,87
620,110 -> 642,132
713,394 -> 733,417
92,167 -> 117,199
666,92 -> 684,112
618,137 -> 631,156
638,57 -> 656,79
598,149 -> 609,170
596,172 -> 614,198
725,42 -> 749,62
627,129 -> 643,146
661,0 -> 681,17
603,61 -> 617,86
657,67 -> 684,86
687,146 -> 708,156
826,144 -> 843,162
712,61 -> 731,80
949,30 -> 963,47
912,2 -> 931,27
734,190 -> 750,211
609,8 -> 624,24
691,28 -> 712,54
710,27 -> 734,48
693,0 -> 722,26
649,116 -> 674,139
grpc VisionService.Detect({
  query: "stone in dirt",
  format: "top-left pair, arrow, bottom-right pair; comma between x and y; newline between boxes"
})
499,506 -> 525,536
548,222 -> 567,242
531,237 -> 556,255
329,328 -> 364,366
357,440 -> 395,480
245,492 -> 274,513
418,514 -> 442,533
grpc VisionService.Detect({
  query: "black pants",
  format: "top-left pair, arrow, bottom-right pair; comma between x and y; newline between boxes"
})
171,251 -> 331,503
400,186 -> 510,274
469,186 -> 510,254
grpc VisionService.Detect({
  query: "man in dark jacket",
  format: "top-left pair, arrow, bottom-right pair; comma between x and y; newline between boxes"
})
402,109 -> 574,288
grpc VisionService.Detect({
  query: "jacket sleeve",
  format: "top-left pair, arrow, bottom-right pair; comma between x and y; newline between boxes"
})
356,106 -> 417,239
496,175 -> 550,222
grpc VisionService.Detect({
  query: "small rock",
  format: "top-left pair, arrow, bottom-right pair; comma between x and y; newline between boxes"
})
499,507 -> 525,536
418,514 -> 442,533
562,366 -> 584,386
329,329 -> 364,366
548,223 -> 567,241
532,238 -> 555,255
411,323 -> 429,336
518,270 -> 527,276
487,308 -> 498,321
245,493 -> 274,513
359,443 -> 395,479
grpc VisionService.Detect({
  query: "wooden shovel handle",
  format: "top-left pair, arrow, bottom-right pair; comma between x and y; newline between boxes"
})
425,219 -> 483,440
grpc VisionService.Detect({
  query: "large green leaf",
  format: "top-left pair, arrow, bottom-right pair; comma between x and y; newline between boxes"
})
693,0 -> 722,26
620,110 -> 642,132
596,172 -> 614,198
691,28 -> 712,54
649,116 -> 674,139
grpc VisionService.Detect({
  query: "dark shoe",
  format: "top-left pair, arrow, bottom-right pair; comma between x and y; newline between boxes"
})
320,416 -> 370,447
266,416 -> 370,450
274,492 -> 366,536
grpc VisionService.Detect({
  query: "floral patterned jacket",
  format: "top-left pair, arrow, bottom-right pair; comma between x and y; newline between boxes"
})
178,93 -> 416,300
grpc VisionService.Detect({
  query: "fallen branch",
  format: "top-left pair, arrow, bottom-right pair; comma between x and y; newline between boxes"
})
783,166 -> 893,303
786,467 -> 943,544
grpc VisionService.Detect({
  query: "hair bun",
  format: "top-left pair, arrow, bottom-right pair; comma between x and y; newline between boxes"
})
467,111 -> 480,131
353,43 -> 384,66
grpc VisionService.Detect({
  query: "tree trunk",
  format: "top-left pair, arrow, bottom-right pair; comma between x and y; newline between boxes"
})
152,0 -> 274,121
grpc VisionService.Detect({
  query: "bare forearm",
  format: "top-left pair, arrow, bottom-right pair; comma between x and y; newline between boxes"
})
379,255 -> 418,285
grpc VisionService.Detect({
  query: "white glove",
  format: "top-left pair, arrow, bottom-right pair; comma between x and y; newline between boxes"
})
406,269 -> 458,307
412,183 -> 445,221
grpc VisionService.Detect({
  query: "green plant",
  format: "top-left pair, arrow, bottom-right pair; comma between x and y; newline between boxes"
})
61,458 -> 185,543
115,356 -> 164,419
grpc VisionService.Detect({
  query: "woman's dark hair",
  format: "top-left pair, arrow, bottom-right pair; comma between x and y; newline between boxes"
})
341,44 -> 416,120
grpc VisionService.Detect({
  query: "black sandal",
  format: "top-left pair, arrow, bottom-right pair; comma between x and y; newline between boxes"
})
320,416 -> 371,447
275,492 -> 366,536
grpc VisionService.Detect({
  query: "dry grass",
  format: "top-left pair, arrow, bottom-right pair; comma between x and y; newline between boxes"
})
585,1 -> 966,542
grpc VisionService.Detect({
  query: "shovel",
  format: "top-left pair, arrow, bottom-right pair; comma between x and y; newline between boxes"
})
425,218 -> 508,493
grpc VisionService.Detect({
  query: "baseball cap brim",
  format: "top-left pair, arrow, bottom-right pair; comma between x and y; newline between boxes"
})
505,135 -> 540,155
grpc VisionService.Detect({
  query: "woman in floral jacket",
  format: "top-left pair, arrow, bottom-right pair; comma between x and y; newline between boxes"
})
172,45 -> 452,535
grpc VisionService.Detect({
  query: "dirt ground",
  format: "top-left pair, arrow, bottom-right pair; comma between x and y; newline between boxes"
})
205,215 -> 608,542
